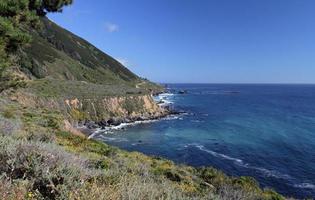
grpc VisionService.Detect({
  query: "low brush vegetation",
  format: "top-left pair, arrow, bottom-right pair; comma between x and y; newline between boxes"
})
0,97 -> 286,200
0,0 -> 72,91
26,79 -> 146,98
0,1 -> 287,199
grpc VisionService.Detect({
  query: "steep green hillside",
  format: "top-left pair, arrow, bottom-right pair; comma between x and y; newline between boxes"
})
0,2 -> 286,199
0,95 -> 285,200
11,17 -> 164,123
20,17 -> 139,85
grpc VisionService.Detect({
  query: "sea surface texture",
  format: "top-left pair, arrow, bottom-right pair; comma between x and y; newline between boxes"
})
93,84 -> 315,198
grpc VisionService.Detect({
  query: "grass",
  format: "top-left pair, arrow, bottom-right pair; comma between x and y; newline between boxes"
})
16,17 -> 164,101
0,95 -> 288,200
27,79 -> 146,98
55,131 -> 286,200
0,15 -> 288,199
3,108 -> 15,119
14,78 -> 163,123
19,17 -> 157,88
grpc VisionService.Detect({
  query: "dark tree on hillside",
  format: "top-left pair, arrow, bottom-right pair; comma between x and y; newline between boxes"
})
0,0 -> 73,90
29,0 -> 73,16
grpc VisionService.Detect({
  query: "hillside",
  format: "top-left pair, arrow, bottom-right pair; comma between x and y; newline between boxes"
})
5,17 -> 166,125
0,15 -> 286,200
18,17 -> 160,89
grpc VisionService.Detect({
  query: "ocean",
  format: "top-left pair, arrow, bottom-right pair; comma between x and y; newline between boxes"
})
92,84 -> 315,198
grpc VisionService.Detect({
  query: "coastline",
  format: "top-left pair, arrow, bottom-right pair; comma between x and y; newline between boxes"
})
0,86 -> 288,199
78,92 -> 182,139
81,84 -> 315,198
80,114 -> 183,139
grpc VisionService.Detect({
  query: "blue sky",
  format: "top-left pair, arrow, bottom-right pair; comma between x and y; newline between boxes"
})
48,0 -> 315,83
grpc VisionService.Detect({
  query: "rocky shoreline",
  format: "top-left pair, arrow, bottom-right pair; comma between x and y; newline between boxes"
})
78,93 -> 184,137
79,109 -> 183,135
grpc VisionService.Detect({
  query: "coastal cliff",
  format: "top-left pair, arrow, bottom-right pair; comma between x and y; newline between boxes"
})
0,5 -> 285,199
65,95 -> 166,122
10,89 -> 167,128
2,16 -> 166,132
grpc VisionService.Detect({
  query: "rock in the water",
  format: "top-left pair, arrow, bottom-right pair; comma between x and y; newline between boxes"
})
107,118 -> 122,126
178,90 -> 188,94
124,118 -> 131,123
98,120 -> 108,127
85,121 -> 99,129
157,100 -> 165,104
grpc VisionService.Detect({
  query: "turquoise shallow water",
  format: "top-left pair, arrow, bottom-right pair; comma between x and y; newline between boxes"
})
93,84 -> 315,198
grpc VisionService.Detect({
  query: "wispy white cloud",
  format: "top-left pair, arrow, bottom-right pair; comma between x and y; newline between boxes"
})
116,58 -> 129,67
105,22 -> 119,33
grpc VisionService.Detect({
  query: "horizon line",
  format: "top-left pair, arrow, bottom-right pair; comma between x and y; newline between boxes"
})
156,82 -> 315,85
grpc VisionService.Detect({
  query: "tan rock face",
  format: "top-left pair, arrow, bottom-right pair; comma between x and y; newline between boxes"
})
63,120 -> 85,137
104,97 -> 127,115
60,95 -> 166,121
13,90 -> 165,122
97,95 -> 165,119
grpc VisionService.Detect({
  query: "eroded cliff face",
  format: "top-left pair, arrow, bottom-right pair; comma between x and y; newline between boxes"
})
11,91 -> 167,125
65,94 -> 167,121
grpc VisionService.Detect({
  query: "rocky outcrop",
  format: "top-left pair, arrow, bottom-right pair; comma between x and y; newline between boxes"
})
65,95 -> 167,120
11,91 -> 168,128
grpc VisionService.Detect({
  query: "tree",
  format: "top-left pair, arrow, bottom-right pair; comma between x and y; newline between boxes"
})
0,0 -> 73,51
29,0 -> 73,16
0,0 -> 73,90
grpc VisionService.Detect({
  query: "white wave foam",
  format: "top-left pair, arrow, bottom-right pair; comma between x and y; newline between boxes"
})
109,119 -> 159,130
184,143 -> 315,191
159,93 -> 174,97
97,135 -> 128,142
193,144 -> 243,164
191,120 -> 204,123
110,123 -> 130,130
89,119 -> 160,139
163,115 -> 180,120
89,112 -> 184,139
154,93 -> 175,106
294,183 -> 315,189
131,142 -> 144,146
87,128 -> 105,139
251,167 -> 292,180
185,144 -> 294,180
88,132 -> 97,139
158,100 -> 174,107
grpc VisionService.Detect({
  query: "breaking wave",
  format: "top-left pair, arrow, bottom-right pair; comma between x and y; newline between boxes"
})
184,143 -> 314,191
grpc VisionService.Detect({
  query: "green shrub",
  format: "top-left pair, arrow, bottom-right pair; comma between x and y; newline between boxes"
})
263,189 -> 285,200
0,115 -> 21,136
56,131 -> 117,157
15,130 -> 54,143
164,169 -> 182,182
198,167 -> 230,187
0,0 -> 72,91
217,184 -> 259,200
69,108 -> 87,121
233,176 -> 260,191
3,109 -> 15,119
44,115 -> 60,129
0,135 -> 97,199
93,159 -> 110,170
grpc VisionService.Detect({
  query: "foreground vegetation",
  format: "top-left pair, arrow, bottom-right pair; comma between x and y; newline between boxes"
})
0,1 -> 287,199
0,95 -> 286,200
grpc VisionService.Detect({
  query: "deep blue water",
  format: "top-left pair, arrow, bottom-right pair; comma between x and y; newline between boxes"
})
93,84 -> 315,198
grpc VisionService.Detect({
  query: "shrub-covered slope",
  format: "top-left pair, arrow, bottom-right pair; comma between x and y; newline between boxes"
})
20,17 -> 140,85
0,96 -> 286,200
10,17 -> 165,124
0,3 -> 287,199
